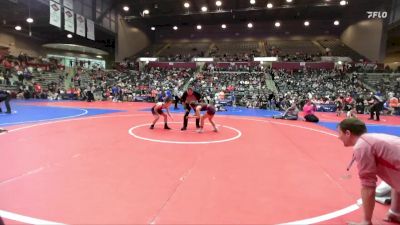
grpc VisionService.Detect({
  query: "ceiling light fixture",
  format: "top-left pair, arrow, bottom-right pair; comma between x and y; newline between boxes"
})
123,6 -> 129,11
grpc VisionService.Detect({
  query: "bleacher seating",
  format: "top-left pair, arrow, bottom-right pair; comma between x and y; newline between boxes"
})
357,73 -> 400,95
211,41 -> 260,56
0,84 -> 18,92
136,43 -> 166,57
266,40 -> 321,56
34,72 -> 62,89
133,39 -> 374,64
318,39 -> 366,61
158,42 -> 210,58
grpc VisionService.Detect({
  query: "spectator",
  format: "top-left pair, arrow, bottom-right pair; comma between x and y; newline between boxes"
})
273,102 -> 299,120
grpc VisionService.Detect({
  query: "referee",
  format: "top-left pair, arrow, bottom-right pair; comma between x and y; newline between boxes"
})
181,87 -> 201,131
0,90 -> 11,114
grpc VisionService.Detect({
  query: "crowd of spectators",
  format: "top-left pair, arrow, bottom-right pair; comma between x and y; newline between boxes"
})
0,52 -> 66,100
191,70 -> 270,108
273,69 -> 400,115
209,52 -> 260,62
1,50 -> 399,116
273,69 -> 368,102
68,65 -> 400,116
365,74 -> 400,97
66,66 -> 194,103
204,63 -> 264,72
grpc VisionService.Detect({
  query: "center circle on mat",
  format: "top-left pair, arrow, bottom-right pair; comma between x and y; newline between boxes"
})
128,122 -> 242,144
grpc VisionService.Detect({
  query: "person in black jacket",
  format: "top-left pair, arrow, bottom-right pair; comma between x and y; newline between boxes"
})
0,90 -> 11,114
368,95 -> 384,121
180,87 -> 201,130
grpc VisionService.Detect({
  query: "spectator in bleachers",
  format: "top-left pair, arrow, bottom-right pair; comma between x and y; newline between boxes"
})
33,82 -> 42,99
0,72 -> 4,85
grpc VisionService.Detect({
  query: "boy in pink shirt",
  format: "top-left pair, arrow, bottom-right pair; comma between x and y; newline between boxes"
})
337,118 -> 400,225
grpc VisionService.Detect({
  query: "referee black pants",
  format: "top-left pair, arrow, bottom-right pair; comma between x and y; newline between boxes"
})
87,91 -> 95,102
183,103 -> 200,129
0,94 -> 11,113
370,103 -> 383,121
174,96 -> 180,109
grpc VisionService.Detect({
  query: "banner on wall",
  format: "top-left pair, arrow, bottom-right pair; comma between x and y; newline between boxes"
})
86,19 -> 95,40
76,14 -> 86,37
49,1 -> 61,28
315,104 -> 337,112
64,8 -> 74,33
321,56 -> 352,62
63,0 -> 73,10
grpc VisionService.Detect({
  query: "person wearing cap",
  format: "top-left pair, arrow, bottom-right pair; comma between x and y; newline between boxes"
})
180,87 -> 201,131
337,118 -> 400,225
